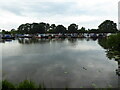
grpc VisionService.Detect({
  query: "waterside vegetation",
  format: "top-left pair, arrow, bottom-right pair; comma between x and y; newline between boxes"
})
2,80 -> 115,89
98,33 -> 120,76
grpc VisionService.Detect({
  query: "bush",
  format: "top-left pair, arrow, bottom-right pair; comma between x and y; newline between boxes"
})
107,33 -> 120,50
2,80 -> 15,89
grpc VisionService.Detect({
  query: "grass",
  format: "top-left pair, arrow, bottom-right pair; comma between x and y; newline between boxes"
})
2,80 -> 46,89
2,80 -> 15,90
1,80 -> 119,89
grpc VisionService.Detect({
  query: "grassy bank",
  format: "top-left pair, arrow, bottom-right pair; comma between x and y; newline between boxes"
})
2,80 -> 46,89
1,80 -> 117,89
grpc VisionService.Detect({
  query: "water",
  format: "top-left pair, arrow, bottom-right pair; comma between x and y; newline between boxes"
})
1,38 -> 119,88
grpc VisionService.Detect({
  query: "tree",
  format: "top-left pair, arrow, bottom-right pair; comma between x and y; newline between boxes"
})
10,29 -> 18,34
78,27 -> 87,33
50,24 -> 56,30
88,29 -> 99,33
38,22 -> 47,34
2,30 -> 10,34
18,22 -> 49,34
32,23 -> 39,34
47,24 -> 56,33
55,25 -> 66,34
68,24 -> 78,33
98,20 -> 118,33
18,24 -> 31,34
46,23 -> 50,32
18,24 -> 25,34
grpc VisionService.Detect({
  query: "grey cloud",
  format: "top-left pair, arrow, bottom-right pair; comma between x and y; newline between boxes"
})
0,1 -> 76,16
0,0 -> 118,30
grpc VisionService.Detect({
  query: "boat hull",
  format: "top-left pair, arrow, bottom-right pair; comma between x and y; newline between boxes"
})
2,37 -> 15,39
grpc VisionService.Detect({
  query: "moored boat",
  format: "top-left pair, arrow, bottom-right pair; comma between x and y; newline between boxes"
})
18,34 -> 32,38
2,34 -> 15,39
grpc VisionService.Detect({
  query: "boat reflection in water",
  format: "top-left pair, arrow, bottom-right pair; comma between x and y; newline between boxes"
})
17,37 -> 98,44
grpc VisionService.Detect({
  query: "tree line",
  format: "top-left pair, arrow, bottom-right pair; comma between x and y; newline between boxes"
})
1,20 -> 119,34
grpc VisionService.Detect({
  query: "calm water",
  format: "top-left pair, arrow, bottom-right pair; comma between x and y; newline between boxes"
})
1,38 -> 119,88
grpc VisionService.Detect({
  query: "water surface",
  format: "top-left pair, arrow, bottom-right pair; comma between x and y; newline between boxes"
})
2,38 -> 119,88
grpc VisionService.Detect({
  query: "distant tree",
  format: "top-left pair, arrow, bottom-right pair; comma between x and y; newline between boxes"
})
81,27 -> 85,31
50,24 -> 56,30
51,24 -> 56,30
2,30 -> 6,34
18,24 -> 28,34
98,20 -> 118,33
45,23 -> 50,32
2,30 -> 10,34
32,23 -> 39,34
78,27 -> 87,33
55,25 -> 66,34
18,22 -> 48,34
38,22 -> 47,34
68,24 -> 78,33
17,20 -> 118,34
88,29 -> 99,33
10,29 -> 18,34
48,24 -> 56,33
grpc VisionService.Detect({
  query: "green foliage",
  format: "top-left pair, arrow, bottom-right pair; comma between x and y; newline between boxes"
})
1,20 -> 118,34
107,33 -> 120,51
1,80 -> 117,89
98,20 -> 118,33
16,20 -> 118,34
68,23 -> 78,33
98,38 -> 109,49
106,33 -> 120,60
98,33 -> 120,60
2,30 -> 11,34
10,29 -> 19,34
18,22 -> 48,34
2,80 -> 15,89
92,83 -> 98,88
78,27 -> 88,33
55,25 -> 67,33
2,80 -> 47,89
88,29 -> 99,33
38,82 -> 46,90
98,32 -> 120,72
17,80 -> 36,88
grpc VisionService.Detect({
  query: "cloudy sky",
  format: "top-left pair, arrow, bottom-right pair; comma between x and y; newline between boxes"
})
0,0 -> 119,31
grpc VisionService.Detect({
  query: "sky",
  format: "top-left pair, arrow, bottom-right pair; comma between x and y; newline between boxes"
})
0,0 -> 119,31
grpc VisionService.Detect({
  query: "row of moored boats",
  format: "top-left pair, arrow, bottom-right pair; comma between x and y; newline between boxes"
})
1,33 -> 108,39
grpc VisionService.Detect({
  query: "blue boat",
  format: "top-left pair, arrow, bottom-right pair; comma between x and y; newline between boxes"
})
2,34 -> 15,39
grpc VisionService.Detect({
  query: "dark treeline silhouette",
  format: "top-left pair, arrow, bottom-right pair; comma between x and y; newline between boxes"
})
1,20 -> 119,34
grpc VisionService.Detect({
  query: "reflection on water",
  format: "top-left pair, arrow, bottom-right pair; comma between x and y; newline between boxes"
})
17,38 -> 97,44
2,38 -> 119,88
